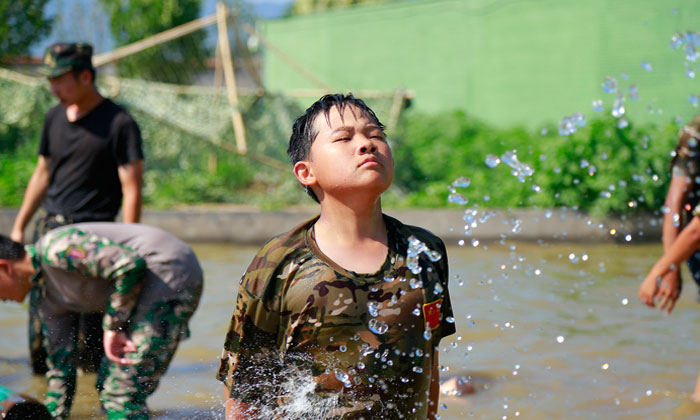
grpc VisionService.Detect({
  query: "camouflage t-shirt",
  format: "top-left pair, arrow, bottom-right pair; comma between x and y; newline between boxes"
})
217,214 -> 456,420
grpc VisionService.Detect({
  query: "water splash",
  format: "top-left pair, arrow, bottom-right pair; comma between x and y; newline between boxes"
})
500,150 -> 534,181
485,154 -> 501,168
601,76 -> 618,93
558,113 -> 586,136
612,96 -> 625,118
641,61 -> 652,71
407,235 -> 443,275
592,99 -> 604,112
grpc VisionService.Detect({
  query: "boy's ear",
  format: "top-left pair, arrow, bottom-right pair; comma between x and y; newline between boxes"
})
293,160 -> 316,187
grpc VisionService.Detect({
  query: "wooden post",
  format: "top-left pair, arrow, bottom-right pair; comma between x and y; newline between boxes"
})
216,1 -> 248,154
387,89 -> 406,134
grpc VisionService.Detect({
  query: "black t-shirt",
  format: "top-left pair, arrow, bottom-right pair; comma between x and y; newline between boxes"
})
39,99 -> 143,221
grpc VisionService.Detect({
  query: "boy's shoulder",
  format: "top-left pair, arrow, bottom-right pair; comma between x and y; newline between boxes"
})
384,214 -> 446,252
241,216 -> 318,294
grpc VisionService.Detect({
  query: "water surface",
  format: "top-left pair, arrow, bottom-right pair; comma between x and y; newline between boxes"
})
2,241 -> 700,419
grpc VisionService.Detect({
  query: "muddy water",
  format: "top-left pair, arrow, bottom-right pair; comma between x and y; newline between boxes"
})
2,241 -> 700,419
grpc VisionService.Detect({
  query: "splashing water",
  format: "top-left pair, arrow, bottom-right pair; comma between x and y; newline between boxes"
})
485,154 -> 501,168
452,176 -> 471,188
368,318 -> 389,335
558,113 -> 586,136
499,150 -> 534,181
641,61 -> 653,71
592,99 -> 604,112
601,76 -> 618,93
612,96 -> 625,118
407,235 -> 443,275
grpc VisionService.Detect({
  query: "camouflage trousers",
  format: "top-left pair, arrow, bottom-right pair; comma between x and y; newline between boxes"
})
30,212 -> 112,374
43,290 -> 200,420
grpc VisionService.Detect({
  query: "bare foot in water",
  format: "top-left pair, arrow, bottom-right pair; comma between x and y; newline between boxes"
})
440,376 -> 475,397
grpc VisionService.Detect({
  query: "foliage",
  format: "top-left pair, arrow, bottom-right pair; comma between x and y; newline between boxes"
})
0,0 -> 52,62
0,72 -> 682,215
100,0 -> 208,84
390,109 -> 679,215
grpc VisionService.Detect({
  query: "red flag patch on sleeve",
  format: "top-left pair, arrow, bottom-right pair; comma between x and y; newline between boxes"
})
423,298 -> 443,330
68,246 -> 86,260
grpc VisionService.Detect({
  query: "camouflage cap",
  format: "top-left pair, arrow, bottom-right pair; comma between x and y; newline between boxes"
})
38,43 -> 94,78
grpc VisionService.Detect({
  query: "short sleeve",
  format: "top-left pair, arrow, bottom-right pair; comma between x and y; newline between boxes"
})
38,109 -> 55,156
114,114 -> 144,166
435,239 -> 456,341
217,252 -> 284,404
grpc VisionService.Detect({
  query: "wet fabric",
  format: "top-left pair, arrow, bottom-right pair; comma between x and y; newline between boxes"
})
28,223 -> 203,419
218,215 -> 455,420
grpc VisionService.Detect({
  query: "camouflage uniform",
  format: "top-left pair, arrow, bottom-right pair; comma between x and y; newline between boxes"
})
28,223 -> 203,420
217,215 -> 456,420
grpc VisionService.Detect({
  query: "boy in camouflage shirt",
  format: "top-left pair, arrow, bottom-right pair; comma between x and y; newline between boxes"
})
0,223 -> 203,419
218,94 -> 456,420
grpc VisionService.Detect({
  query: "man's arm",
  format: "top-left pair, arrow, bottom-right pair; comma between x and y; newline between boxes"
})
428,350 -> 440,420
10,156 -> 51,242
118,159 -> 143,223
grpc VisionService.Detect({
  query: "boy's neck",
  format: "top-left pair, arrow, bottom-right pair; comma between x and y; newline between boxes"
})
315,196 -> 386,243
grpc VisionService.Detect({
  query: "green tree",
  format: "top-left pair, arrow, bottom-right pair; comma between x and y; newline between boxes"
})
100,0 -> 208,84
287,0 -> 393,15
0,0 -> 52,61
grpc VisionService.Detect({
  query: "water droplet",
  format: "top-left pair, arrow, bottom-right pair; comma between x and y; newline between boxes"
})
452,176 -> 471,188
368,319 -> 389,335
485,154 -> 501,168
424,328 -> 433,341
568,253 -> 579,263
531,184 -> 542,192
412,307 -> 421,316
592,99 -> 604,112
670,33 -> 684,49
339,345 -> 347,352
687,67 -> 696,78
334,369 -> 352,387
446,316 -> 455,323
471,239 -> 480,247
625,234 -> 632,242
601,191 -> 611,198
409,278 -> 423,289
383,276 -> 394,283
448,193 -> 469,205
628,84 -> 640,101
690,95 -> 700,107
556,335 -> 565,344
602,363 -> 610,370
412,366 -> 423,373
612,97 -> 625,117
646,389 -> 653,397
434,282 -> 444,295
602,76 -> 618,93
641,61 -> 652,71
367,302 -> 380,317
621,298 -> 629,305
544,210 -> 552,218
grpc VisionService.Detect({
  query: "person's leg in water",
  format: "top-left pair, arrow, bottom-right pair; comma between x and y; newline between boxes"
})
100,294 -> 199,419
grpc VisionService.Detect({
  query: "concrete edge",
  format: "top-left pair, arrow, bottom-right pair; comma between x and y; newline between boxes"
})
0,208 -> 662,245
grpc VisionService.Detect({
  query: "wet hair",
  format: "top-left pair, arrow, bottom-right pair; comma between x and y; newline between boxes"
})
287,93 -> 385,202
0,235 -> 25,260
671,114 -> 700,171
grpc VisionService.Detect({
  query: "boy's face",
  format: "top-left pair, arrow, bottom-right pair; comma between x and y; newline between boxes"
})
0,261 -> 30,303
297,104 -> 394,201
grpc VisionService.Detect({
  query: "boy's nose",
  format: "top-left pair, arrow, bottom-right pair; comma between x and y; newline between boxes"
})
359,138 -> 377,154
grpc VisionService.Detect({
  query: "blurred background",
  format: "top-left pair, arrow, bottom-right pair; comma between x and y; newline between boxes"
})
2,0 -> 699,216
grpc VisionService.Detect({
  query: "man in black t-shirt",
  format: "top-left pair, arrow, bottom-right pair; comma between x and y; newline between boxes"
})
10,43 -> 144,374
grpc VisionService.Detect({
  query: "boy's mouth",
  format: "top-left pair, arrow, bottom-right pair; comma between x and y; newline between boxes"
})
359,157 -> 380,168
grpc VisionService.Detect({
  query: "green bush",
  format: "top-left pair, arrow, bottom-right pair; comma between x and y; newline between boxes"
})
390,109 -> 679,215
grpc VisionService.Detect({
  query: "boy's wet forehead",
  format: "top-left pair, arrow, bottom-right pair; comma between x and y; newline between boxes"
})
311,104 -> 378,135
